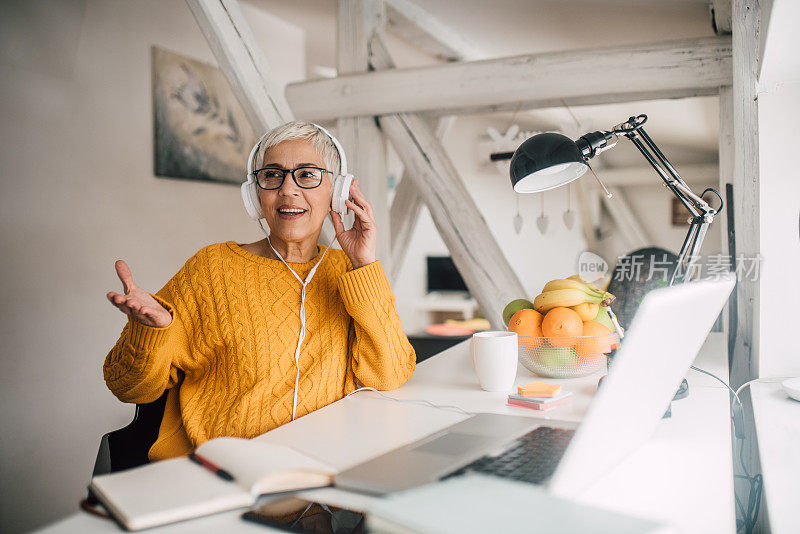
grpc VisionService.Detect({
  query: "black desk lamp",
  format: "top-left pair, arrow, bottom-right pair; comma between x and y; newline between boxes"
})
508,114 -> 722,286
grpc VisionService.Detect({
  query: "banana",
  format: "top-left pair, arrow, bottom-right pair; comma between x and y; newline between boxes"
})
542,278 -> 604,296
566,274 -> 607,293
534,280 -> 616,313
534,289 -> 602,313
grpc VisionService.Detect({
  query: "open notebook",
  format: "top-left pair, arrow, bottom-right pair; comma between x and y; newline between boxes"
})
89,437 -> 335,531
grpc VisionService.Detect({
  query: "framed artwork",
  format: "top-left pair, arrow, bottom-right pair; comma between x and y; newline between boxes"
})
151,46 -> 257,184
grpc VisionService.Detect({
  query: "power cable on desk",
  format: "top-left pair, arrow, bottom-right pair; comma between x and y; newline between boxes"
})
345,386 -> 475,416
689,365 -> 742,405
727,376 -> 790,533
684,366 -> 770,534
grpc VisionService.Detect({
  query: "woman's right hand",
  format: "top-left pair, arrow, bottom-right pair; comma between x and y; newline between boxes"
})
106,260 -> 172,328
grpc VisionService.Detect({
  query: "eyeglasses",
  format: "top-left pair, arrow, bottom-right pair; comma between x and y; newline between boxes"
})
253,166 -> 332,190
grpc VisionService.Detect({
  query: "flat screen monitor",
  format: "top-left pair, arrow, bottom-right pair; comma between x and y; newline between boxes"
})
426,256 -> 469,293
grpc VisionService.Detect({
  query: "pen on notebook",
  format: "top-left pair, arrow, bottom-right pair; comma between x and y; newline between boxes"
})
189,452 -> 235,482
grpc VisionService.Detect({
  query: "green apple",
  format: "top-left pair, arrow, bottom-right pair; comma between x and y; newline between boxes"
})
539,346 -> 578,371
502,298 -> 535,327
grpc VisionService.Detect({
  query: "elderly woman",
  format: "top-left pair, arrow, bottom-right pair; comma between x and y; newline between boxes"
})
104,121 -> 416,461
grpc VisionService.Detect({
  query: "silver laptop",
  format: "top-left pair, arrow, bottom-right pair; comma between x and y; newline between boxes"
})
334,275 -> 735,496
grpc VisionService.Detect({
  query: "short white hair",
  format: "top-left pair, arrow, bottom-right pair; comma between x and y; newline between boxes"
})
255,121 -> 341,176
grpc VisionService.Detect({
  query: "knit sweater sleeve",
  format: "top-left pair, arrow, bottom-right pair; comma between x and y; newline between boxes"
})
337,260 -> 416,390
103,258 -> 197,404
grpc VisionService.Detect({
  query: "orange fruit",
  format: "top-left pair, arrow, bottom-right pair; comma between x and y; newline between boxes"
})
508,309 -> 543,337
571,302 -> 599,322
542,307 -> 583,347
577,320 -> 614,359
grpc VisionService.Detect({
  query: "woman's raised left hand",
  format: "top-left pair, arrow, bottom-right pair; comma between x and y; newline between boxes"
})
330,179 -> 377,270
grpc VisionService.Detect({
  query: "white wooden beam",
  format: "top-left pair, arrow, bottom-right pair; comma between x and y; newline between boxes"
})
286,36 -> 733,121
603,187 -> 652,251
729,3 -> 763,522
389,116 -> 455,283
335,0 -> 390,267
384,0 -> 484,61
186,0 -> 293,131
711,0 -> 732,34
730,0 -> 760,390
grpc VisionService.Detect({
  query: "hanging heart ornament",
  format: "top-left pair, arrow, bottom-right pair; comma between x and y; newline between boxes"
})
536,214 -> 549,234
563,210 -> 575,229
513,213 -> 523,234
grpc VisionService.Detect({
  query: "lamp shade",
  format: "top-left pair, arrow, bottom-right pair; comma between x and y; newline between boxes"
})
510,132 -> 588,193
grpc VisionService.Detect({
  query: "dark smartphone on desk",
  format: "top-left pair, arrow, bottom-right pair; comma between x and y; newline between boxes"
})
242,496 -> 366,534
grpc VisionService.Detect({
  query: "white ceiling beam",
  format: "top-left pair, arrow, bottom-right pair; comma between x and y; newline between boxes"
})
286,36 -> 733,121
186,0 -> 293,131
711,0 -> 732,34
384,0 -> 484,61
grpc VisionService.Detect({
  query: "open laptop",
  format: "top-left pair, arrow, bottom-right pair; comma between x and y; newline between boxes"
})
334,275 -> 735,497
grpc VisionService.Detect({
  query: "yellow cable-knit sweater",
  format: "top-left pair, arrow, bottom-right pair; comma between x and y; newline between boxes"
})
103,241 -> 416,461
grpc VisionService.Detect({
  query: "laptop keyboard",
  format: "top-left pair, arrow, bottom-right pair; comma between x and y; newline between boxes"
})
442,426 -> 575,485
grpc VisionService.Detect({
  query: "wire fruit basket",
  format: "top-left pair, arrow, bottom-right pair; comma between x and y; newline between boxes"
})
517,334 -> 621,378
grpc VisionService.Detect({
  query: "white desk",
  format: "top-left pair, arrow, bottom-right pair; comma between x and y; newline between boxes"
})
38,333 -> 734,533
750,381 -> 800,534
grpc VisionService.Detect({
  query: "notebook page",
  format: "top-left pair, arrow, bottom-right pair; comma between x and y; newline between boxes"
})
196,437 -> 335,495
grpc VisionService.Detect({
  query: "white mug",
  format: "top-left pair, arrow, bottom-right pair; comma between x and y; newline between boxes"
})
471,331 -> 518,392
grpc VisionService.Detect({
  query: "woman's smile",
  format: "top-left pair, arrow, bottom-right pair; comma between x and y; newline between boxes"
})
277,204 -> 308,220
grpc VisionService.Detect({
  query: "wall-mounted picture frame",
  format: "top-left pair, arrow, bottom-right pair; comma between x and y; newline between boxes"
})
151,45 -> 257,184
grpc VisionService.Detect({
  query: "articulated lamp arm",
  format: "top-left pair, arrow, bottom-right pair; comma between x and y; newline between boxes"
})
578,115 -> 722,285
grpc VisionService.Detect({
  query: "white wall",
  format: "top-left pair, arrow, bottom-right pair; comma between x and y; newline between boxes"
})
0,1 -> 304,532
756,88 -> 800,377
753,0 -> 800,379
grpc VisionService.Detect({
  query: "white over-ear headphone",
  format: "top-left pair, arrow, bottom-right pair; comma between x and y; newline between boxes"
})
241,123 -> 353,220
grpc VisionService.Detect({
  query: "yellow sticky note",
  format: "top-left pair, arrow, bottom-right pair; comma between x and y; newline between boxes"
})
517,381 -> 562,397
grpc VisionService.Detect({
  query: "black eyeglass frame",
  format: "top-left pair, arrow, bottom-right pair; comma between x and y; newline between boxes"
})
252,166 -> 334,190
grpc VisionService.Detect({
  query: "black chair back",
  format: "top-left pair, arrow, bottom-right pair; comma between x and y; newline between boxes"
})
92,390 -> 169,477
607,247 -> 678,331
